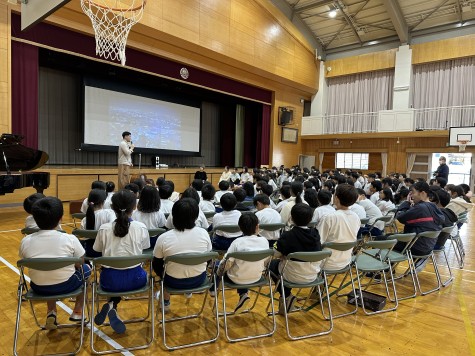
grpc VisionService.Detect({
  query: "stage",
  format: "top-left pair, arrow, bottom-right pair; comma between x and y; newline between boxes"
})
0,166 -> 226,206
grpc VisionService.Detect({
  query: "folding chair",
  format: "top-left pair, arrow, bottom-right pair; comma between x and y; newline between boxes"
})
211,224 -> 242,253
367,215 -> 393,239
219,249 -> 276,342
21,227 -> 66,236
410,231 -> 442,296
364,233 -> 417,301
143,228 -> 166,255
432,225 -> 455,286
71,213 -> 86,228
13,258 -> 88,356
160,252 -> 219,350
449,217 -> 466,268
72,229 -> 100,259
320,241 -> 358,319
385,208 -> 399,234
277,250 -> 333,340
354,239 -> 399,315
204,211 -> 216,219
259,222 -> 285,247
90,255 -> 154,354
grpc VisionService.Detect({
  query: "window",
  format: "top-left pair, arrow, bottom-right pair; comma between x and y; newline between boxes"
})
336,153 -> 369,170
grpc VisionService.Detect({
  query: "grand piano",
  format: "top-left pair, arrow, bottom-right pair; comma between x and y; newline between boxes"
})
0,134 -> 50,195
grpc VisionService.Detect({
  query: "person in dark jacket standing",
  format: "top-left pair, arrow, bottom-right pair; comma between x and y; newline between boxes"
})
396,181 -> 445,256
433,156 -> 449,180
194,165 -> 207,182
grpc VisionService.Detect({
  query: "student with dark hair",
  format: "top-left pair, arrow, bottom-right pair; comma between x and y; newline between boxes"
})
356,188 -> 384,237
219,166 -> 231,182
210,213 -> 269,313
312,190 -> 336,230
132,185 -> 166,248
280,181 -> 304,228
23,193 -> 45,228
156,177 -> 166,188
191,179 -> 204,198
165,188 -> 209,230
394,187 -> 410,205
159,183 -> 175,214
432,188 -> 459,250
212,193 -> 242,250
459,183 -> 472,199
124,182 -> 140,197
323,180 -> 334,194
153,198 -> 212,312
369,180 -> 383,204
118,131 -> 134,189
93,190 -> 149,334
240,166 -> 252,184
260,183 -> 279,210
80,180 -> 107,213
271,203 -> 322,313
363,174 -> 376,196
232,188 -> 250,212
132,179 -> 145,194
242,181 -> 255,201
434,177 -> 447,189
215,180 -> 231,203
229,167 -> 241,185
446,184 -> 474,216
253,194 -> 283,247
20,197 -> 89,329
376,188 -> 395,215
104,181 -> 116,209
194,165 -> 207,182
304,188 -> 319,209
200,184 -> 217,224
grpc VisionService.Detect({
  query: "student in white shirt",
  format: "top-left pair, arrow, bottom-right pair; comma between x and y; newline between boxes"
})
275,184 -> 292,212
165,188 -> 209,230
369,180 -> 382,205
132,185 -> 167,248
261,184 -> 279,210
212,193 -> 242,250
80,181 -> 106,213
318,184 -> 360,271
103,181 -> 115,209
280,181 -> 304,228
23,193 -> 45,229
199,183 -> 217,226
19,197 -> 89,329
253,194 -> 283,247
376,188 -> 396,216
153,198 -> 212,312
219,166 -> 231,182
312,190 -> 336,230
212,213 -> 269,313
92,190 -> 150,334
158,184 -> 175,215
356,188 -> 384,237
240,166 -> 252,184
229,167 -> 241,184
215,180 -> 232,204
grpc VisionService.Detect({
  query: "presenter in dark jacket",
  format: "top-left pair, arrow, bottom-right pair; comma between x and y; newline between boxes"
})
434,156 -> 449,180
194,165 -> 207,182
396,181 -> 445,255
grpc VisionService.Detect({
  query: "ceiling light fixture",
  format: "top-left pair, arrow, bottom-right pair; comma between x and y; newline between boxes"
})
328,9 -> 337,18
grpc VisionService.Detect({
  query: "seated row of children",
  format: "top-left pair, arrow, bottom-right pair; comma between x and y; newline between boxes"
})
19,183 -> 360,334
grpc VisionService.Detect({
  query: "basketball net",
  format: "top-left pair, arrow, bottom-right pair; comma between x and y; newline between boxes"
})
458,140 -> 467,152
80,0 -> 146,66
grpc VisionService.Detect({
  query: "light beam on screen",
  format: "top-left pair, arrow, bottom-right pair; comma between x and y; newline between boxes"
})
84,86 -> 200,152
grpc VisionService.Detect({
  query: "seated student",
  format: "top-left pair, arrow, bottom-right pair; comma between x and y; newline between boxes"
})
194,165 -> 207,182
322,180 -> 334,194
200,183 -> 217,224
434,177 -> 448,189
23,193 -> 45,229
164,180 -> 180,203
19,197 -> 90,329
318,184 -> 360,270
93,190 -> 150,334
253,194 -> 283,247
124,183 -> 140,207
376,188 -> 396,215
165,188 -> 209,230
395,181 -> 444,259
394,187 -> 409,205
153,198 -> 212,312
356,188 -> 384,237
275,185 -> 292,213
191,179 -> 204,199
80,189 -> 116,257
363,174 -> 375,196
460,183 -> 473,199
261,183 -> 279,210
304,188 -> 319,210
159,184 -> 175,215
131,179 -> 145,195
240,166 -> 252,184
219,166 -> 232,182
215,180 -> 232,204
212,194 -> 242,250
381,177 -> 396,193
369,180 -> 382,204
242,181 -> 255,202
446,185 -> 474,215
80,180 -> 106,213
233,188 -> 252,212
280,181 -> 304,228
270,203 -> 322,313
312,190 -> 335,230
132,185 -> 167,248
229,167 -> 241,185
103,181 -> 115,209
430,187 -> 458,250
211,213 -> 269,313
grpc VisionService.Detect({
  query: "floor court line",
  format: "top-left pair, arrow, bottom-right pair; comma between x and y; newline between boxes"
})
455,273 -> 475,354
0,256 -> 134,356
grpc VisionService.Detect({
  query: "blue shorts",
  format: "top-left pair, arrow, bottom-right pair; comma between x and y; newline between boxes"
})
212,235 -> 240,251
31,264 -> 91,295
100,265 -> 147,293
164,271 -> 207,290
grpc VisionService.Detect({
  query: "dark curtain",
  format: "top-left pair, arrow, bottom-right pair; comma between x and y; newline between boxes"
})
220,103 -> 236,166
260,105 -> 271,166
12,42 -> 38,149
243,104 -> 261,167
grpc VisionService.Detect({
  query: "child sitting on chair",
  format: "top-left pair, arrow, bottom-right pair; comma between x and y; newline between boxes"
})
92,189 -> 150,334
212,213 -> 269,313
23,193 -> 45,229
212,194 -> 242,250
19,197 -> 89,329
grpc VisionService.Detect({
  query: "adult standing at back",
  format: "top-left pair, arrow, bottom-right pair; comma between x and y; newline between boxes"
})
118,131 -> 134,189
434,156 -> 449,181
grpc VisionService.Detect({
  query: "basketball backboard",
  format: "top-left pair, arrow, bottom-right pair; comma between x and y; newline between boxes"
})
21,0 -> 72,31
449,126 -> 475,146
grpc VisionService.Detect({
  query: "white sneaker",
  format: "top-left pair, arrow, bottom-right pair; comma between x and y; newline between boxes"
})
234,293 -> 250,314
184,293 -> 192,299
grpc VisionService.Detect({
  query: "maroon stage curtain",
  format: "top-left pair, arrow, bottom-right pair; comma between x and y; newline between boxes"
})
220,103 -> 236,166
260,105 -> 271,166
11,41 -> 39,149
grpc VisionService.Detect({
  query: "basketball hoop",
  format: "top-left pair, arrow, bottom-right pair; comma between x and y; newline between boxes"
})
458,140 -> 468,152
80,0 -> 146,66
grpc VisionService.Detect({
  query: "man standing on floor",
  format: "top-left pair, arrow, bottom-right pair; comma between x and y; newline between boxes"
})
118,131 -> 134,189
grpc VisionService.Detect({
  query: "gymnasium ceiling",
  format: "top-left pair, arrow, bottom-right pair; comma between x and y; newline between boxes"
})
276,0 -> 475,55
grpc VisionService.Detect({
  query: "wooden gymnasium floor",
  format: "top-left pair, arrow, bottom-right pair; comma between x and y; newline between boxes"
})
1,204 -> 475,355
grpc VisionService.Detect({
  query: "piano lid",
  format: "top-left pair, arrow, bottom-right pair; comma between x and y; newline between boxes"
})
0,134 -> 49,172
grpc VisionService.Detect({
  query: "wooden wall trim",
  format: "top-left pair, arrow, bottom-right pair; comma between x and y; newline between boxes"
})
412,34 -> 475,65
314,148 -> 388,153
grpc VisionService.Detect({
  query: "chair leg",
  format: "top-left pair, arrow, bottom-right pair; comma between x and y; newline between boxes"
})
413,255 -> 441,296
13,284 -> 24,356
437,250 -> 454,287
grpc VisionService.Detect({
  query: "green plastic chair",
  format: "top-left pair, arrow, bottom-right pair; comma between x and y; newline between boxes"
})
204,211 -> 216,219
354,239 -> 398,315
160,251 -> 219,350
213,224 -> 241,235
72,229 -> 99,240
90,255 -> 154,354
410,231 -> 442,296
321,241 -> 358,319
432,225 -> 456,287
385,208 -> 399,233
367,215 -> 393,239
258,222 -> 285,244
21,227 -> 66,235
364,233 -> 417,301
71,213 -> 86,228
277,250 -> 333,340
13,257 -> 87,356
219,249 -> 276,342
449,217 -> 466,268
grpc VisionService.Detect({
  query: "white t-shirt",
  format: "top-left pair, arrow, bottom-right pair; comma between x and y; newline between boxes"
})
275,198 -> 290,213
19,230 -> 85,286
224,235 -> 270,284
312,204 -> 336,230
219,171 -> 231,182
199,200 -> 216,224
160,199 -> 174,215
93,221 -> 150,268
80,197 -> 89,214
280,197 -> 297,227
318,210 -> 359,271
255,207 -> 282,240
376,200 -> 395,216
25,215 -> 38,229
153,227 -> 212,279
104,192 -> 114,209
358,199 -> 384,230
132,210 -> 166,229
370,192 -> 380,205
349,203 -> 366,223
213,210 -> 242,237
214,190 -> 232,204
80,209 -> 116,230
